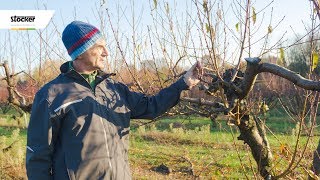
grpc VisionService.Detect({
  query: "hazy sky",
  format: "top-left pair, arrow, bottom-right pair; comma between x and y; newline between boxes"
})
0,0 -> 315,71
1,0 -> 311,36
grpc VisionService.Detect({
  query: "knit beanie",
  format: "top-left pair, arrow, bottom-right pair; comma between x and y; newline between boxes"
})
62,21 -> 103,60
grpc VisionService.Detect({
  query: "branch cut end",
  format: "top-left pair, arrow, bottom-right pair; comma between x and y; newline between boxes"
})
244,57 -> 261,64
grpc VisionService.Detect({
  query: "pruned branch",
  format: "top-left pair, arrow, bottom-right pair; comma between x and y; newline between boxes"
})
1,61 -> 32,112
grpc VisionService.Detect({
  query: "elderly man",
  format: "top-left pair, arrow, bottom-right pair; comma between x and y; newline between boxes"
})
26,21 -> 202,179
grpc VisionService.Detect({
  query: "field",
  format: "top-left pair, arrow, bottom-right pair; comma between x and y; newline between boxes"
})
0,108 -> 319,179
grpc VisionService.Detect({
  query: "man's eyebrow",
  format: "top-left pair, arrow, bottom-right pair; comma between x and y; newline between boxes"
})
93,44 -> 105,48
96,43 -> 106,46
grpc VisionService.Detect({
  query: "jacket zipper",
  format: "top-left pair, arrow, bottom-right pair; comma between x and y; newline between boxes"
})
71,69 -> 113,175
99,117 -> 113,174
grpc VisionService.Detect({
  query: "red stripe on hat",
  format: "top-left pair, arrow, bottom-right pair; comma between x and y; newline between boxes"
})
67,28 -> 99,54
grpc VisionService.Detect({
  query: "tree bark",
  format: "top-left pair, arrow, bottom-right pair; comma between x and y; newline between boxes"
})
237,114 -> 273,179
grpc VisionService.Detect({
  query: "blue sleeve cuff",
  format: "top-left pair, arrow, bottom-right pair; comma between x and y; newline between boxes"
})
171,77 -> 189,92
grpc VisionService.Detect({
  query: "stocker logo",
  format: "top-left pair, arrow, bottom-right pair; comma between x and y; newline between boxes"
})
11,15 -> 36,23
0,10 -> 54,30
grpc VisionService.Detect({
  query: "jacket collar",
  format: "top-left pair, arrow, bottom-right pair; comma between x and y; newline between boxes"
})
60,61 -> 116,83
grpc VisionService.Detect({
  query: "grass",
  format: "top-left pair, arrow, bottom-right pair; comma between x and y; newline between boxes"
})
129,123 -> 316,179
0,127 -> 27,179
130,131 -> 246,179
0,108 -> 319,179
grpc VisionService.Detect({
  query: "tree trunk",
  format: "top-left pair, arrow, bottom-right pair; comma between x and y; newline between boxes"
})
237,114 -> 273,179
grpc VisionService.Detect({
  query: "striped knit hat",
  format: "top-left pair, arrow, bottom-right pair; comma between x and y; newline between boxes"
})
62,21 -> 103,60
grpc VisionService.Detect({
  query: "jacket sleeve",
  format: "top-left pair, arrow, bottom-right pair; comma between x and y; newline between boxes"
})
26,90 -> 58,180
119,78 -> 188,119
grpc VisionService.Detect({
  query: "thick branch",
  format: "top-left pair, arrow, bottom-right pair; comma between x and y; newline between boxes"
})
238,59 -> 260,99
259,63 -> 320,91
239,58 -> 320,99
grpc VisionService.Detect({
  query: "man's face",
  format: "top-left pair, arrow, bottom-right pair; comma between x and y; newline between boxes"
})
77,38 -> 108,71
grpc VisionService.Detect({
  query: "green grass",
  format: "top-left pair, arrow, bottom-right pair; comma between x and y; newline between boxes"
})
129,125 -> 315,179
130,107 -> 320,136
0,127 -> 27,137
0,108 -> 319,179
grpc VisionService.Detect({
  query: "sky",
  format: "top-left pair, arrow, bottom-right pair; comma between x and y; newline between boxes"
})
0,0 -> 315,73
0,0 -> 310,39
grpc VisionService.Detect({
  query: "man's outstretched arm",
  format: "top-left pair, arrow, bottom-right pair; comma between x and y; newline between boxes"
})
121,61 -> 203,119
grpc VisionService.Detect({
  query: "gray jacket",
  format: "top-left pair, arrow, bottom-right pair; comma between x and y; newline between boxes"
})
26,62 -> 188,180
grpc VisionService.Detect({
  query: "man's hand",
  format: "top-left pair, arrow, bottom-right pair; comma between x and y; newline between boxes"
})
183,61 -> 203,89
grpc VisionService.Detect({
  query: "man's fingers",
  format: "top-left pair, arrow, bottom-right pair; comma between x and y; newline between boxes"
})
187,61 -> 203,80
184,61 -> 202,88
195,60 -> 203,78
196,60 -> 202,68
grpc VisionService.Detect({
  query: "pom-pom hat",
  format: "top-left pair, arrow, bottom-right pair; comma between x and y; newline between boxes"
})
62,21 -> 103,60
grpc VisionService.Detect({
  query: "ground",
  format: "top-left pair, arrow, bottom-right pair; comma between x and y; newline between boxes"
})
0,109 -> 318,179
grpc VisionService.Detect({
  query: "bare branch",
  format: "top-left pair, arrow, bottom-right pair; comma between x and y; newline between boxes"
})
1,61 -> 32,112
239,58 -> 320,99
